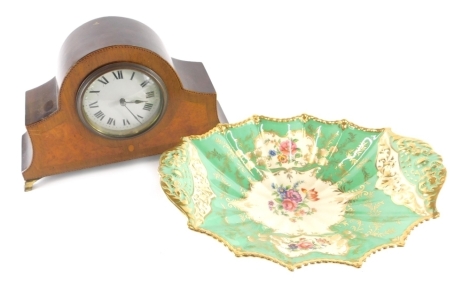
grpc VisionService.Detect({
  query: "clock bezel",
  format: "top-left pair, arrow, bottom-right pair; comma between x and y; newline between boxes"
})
76,62 -> 168,139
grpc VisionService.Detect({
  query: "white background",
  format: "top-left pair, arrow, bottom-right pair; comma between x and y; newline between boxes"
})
1,1 -> 468,283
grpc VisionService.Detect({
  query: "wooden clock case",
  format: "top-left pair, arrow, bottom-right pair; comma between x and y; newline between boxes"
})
21,16 -> 226,191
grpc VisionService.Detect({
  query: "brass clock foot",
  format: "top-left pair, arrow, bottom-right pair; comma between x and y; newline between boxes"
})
25,179 -> 40,192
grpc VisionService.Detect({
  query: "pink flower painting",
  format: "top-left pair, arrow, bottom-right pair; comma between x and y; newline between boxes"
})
279,140 -> 297,155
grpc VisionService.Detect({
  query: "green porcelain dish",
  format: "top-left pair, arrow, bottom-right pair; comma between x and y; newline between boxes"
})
159,114 -> 446,270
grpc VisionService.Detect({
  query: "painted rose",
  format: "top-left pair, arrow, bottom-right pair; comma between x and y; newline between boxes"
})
279,140 -> 297,155
277,154 -> 288,163
297,239 -> 314,249
282,199 -> 297,211
269,180 -> 318,222
286,189 -> 302,203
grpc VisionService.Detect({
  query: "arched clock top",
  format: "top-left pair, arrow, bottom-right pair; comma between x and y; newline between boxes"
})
57,16 -> 171,86
22,16 -> 225,190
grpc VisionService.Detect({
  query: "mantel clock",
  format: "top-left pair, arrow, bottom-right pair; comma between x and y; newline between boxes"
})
21,16 -> 226,191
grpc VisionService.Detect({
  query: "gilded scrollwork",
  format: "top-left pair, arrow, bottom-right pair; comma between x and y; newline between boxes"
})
159,142 -> 215,228
375,131 -> 445,217
159,114 -> 446,270
376,132 -> 428,215
187,143 -> 215,227
159,143 -> 192,218
389,130 -> 446,216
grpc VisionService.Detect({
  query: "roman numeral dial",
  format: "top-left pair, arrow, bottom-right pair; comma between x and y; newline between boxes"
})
112,70 -> 123,80
78,63 -> 167,138
140,79 -> 150,88
98,76 -> 109,85
143,103 -> 153,111
94,110 -> 105,120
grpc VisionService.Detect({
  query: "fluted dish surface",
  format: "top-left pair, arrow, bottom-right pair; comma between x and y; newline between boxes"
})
159,114 -> 446,270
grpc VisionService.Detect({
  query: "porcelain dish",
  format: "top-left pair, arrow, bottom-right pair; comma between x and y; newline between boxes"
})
159,114 -> 446,270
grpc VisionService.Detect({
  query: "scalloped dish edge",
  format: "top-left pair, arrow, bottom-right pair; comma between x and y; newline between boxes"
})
159,113 -> 447,270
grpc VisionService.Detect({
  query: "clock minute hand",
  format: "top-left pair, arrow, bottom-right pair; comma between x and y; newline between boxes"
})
120,98 -> 142,124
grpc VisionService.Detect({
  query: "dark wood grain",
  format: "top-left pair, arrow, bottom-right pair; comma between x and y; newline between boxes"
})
25,77 -> 58,125
56,16 -> 172,86
22,16 -> 221,186
172,59 -> 216,94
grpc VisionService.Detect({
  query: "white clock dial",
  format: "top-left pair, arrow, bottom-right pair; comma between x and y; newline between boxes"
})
77,63 -> 167,138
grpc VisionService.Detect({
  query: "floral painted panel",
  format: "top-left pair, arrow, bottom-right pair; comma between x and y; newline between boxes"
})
160,115 -> 446,270
232,169 -> 357,235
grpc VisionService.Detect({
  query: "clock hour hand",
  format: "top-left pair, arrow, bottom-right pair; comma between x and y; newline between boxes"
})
125,100 -> 147,104
120,98 -> 142,124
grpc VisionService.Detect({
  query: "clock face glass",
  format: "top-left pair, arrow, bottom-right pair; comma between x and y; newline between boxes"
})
77,63 -> 167,138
